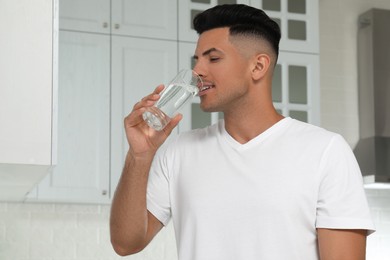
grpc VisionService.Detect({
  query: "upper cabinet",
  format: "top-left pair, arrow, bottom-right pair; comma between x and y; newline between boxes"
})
28,31 -> 112,204
111,0 -> 177,40
60,0 -> 178,40
59,0 -> 110,34
0,0 -> 58,201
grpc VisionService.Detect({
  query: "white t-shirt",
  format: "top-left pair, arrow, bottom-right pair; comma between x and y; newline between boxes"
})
147,117 -> 375,260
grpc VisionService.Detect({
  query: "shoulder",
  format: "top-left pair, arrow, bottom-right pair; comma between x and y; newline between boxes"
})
285,118 -> 335,139
176,120 -> 221,144
158,120 -> 222,156
281,118 -> 342,148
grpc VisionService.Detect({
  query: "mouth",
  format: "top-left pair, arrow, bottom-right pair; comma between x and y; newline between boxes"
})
199,83 -> 215,95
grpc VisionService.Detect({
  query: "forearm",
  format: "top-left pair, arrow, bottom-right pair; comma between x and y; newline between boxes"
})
110,151 -> 154,255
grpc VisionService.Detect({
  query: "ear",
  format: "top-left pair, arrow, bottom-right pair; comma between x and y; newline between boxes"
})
251,54 -> 271,81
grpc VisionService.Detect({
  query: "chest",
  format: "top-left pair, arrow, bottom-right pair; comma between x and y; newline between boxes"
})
170,145 -> 320,221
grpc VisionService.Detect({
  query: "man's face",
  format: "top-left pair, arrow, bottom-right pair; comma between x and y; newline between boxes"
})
193,27 -> 252,113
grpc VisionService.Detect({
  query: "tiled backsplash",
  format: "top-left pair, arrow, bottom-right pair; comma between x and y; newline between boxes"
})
365,189 -> 390,259
0,203 -> 177,260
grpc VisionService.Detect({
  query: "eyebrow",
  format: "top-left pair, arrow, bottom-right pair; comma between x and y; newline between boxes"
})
193,48 -> 222,60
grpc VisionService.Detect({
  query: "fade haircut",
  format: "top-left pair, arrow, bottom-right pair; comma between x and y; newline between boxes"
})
193,4 -> 281,59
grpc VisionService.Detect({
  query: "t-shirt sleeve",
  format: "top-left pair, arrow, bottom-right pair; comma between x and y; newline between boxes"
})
146,144 -> 172,226
316,134 -> 375,234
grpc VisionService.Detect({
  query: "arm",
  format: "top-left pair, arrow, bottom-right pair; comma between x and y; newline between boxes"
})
110,85 -> 181,256
317,228 -> 367,260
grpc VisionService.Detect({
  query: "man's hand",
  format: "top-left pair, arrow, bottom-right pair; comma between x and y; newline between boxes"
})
124,84 -> 182,156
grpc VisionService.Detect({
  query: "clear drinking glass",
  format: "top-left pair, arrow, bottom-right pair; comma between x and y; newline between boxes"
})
142,69 -> 203,131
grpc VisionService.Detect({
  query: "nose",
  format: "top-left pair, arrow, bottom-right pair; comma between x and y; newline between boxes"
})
193,60 -> 206,80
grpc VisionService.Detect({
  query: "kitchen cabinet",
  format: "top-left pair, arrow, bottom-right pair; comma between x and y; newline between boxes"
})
59,0 -> 110,34
0,0 -> 58,201
111,0 -> 177,40
272,51 -> 320,125
29,34 -> 177,204
60,0 -> 177,40
28,31 -> 111,203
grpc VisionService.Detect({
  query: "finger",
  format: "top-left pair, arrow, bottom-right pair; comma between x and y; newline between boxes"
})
124,106 -> 147,128
133,97 -> 156,111
133,84 -> 165,110
153,84 -> 165,94
162,113 -> 183,136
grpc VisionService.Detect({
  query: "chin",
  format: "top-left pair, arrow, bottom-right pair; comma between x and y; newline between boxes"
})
200,104 -> 219,113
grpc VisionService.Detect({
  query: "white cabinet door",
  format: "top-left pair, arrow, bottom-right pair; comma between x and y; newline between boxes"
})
29,31 -> 111,204
272,51 -> 320,125
0,0 -> 58,166
59,0 -> 110,33
250,0 -> 319,54
111,0 -> 177,40
178,0 -> 250,42
110,36 -> 178,193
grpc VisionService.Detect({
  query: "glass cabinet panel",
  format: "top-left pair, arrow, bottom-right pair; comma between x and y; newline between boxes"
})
288,65 -> 307,104
191,0 -> 211,3
288,20 -> 306,40
263,0 -> 281,11
272,51 -> 320,125
218,0 -> 237,4
272,64 -> 282,102
288,0 -> 306,14
191,9 -> 203,29
289,110 -> 308,122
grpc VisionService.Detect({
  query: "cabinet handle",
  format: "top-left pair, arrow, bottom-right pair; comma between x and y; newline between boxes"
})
103,22 -> 108,28
102,190 -> 107,196
115,23 -> 120,29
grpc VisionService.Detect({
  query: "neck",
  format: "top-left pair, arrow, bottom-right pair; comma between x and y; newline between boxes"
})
223,88 -> 284,144
224,110 -> 283,144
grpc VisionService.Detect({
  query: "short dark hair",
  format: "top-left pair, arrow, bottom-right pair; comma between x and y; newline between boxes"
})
193,4 -> 281,58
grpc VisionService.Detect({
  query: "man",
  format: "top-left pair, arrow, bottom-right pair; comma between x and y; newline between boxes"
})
110,4 -> 374,260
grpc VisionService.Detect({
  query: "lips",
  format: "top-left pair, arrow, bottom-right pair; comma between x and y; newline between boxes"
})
199,82 -> 215,95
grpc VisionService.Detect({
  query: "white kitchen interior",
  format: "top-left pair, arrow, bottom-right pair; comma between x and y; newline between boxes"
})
0,0 -> 390,259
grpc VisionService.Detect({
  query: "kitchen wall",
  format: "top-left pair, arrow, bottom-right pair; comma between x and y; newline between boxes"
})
1,0 -> 390,259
